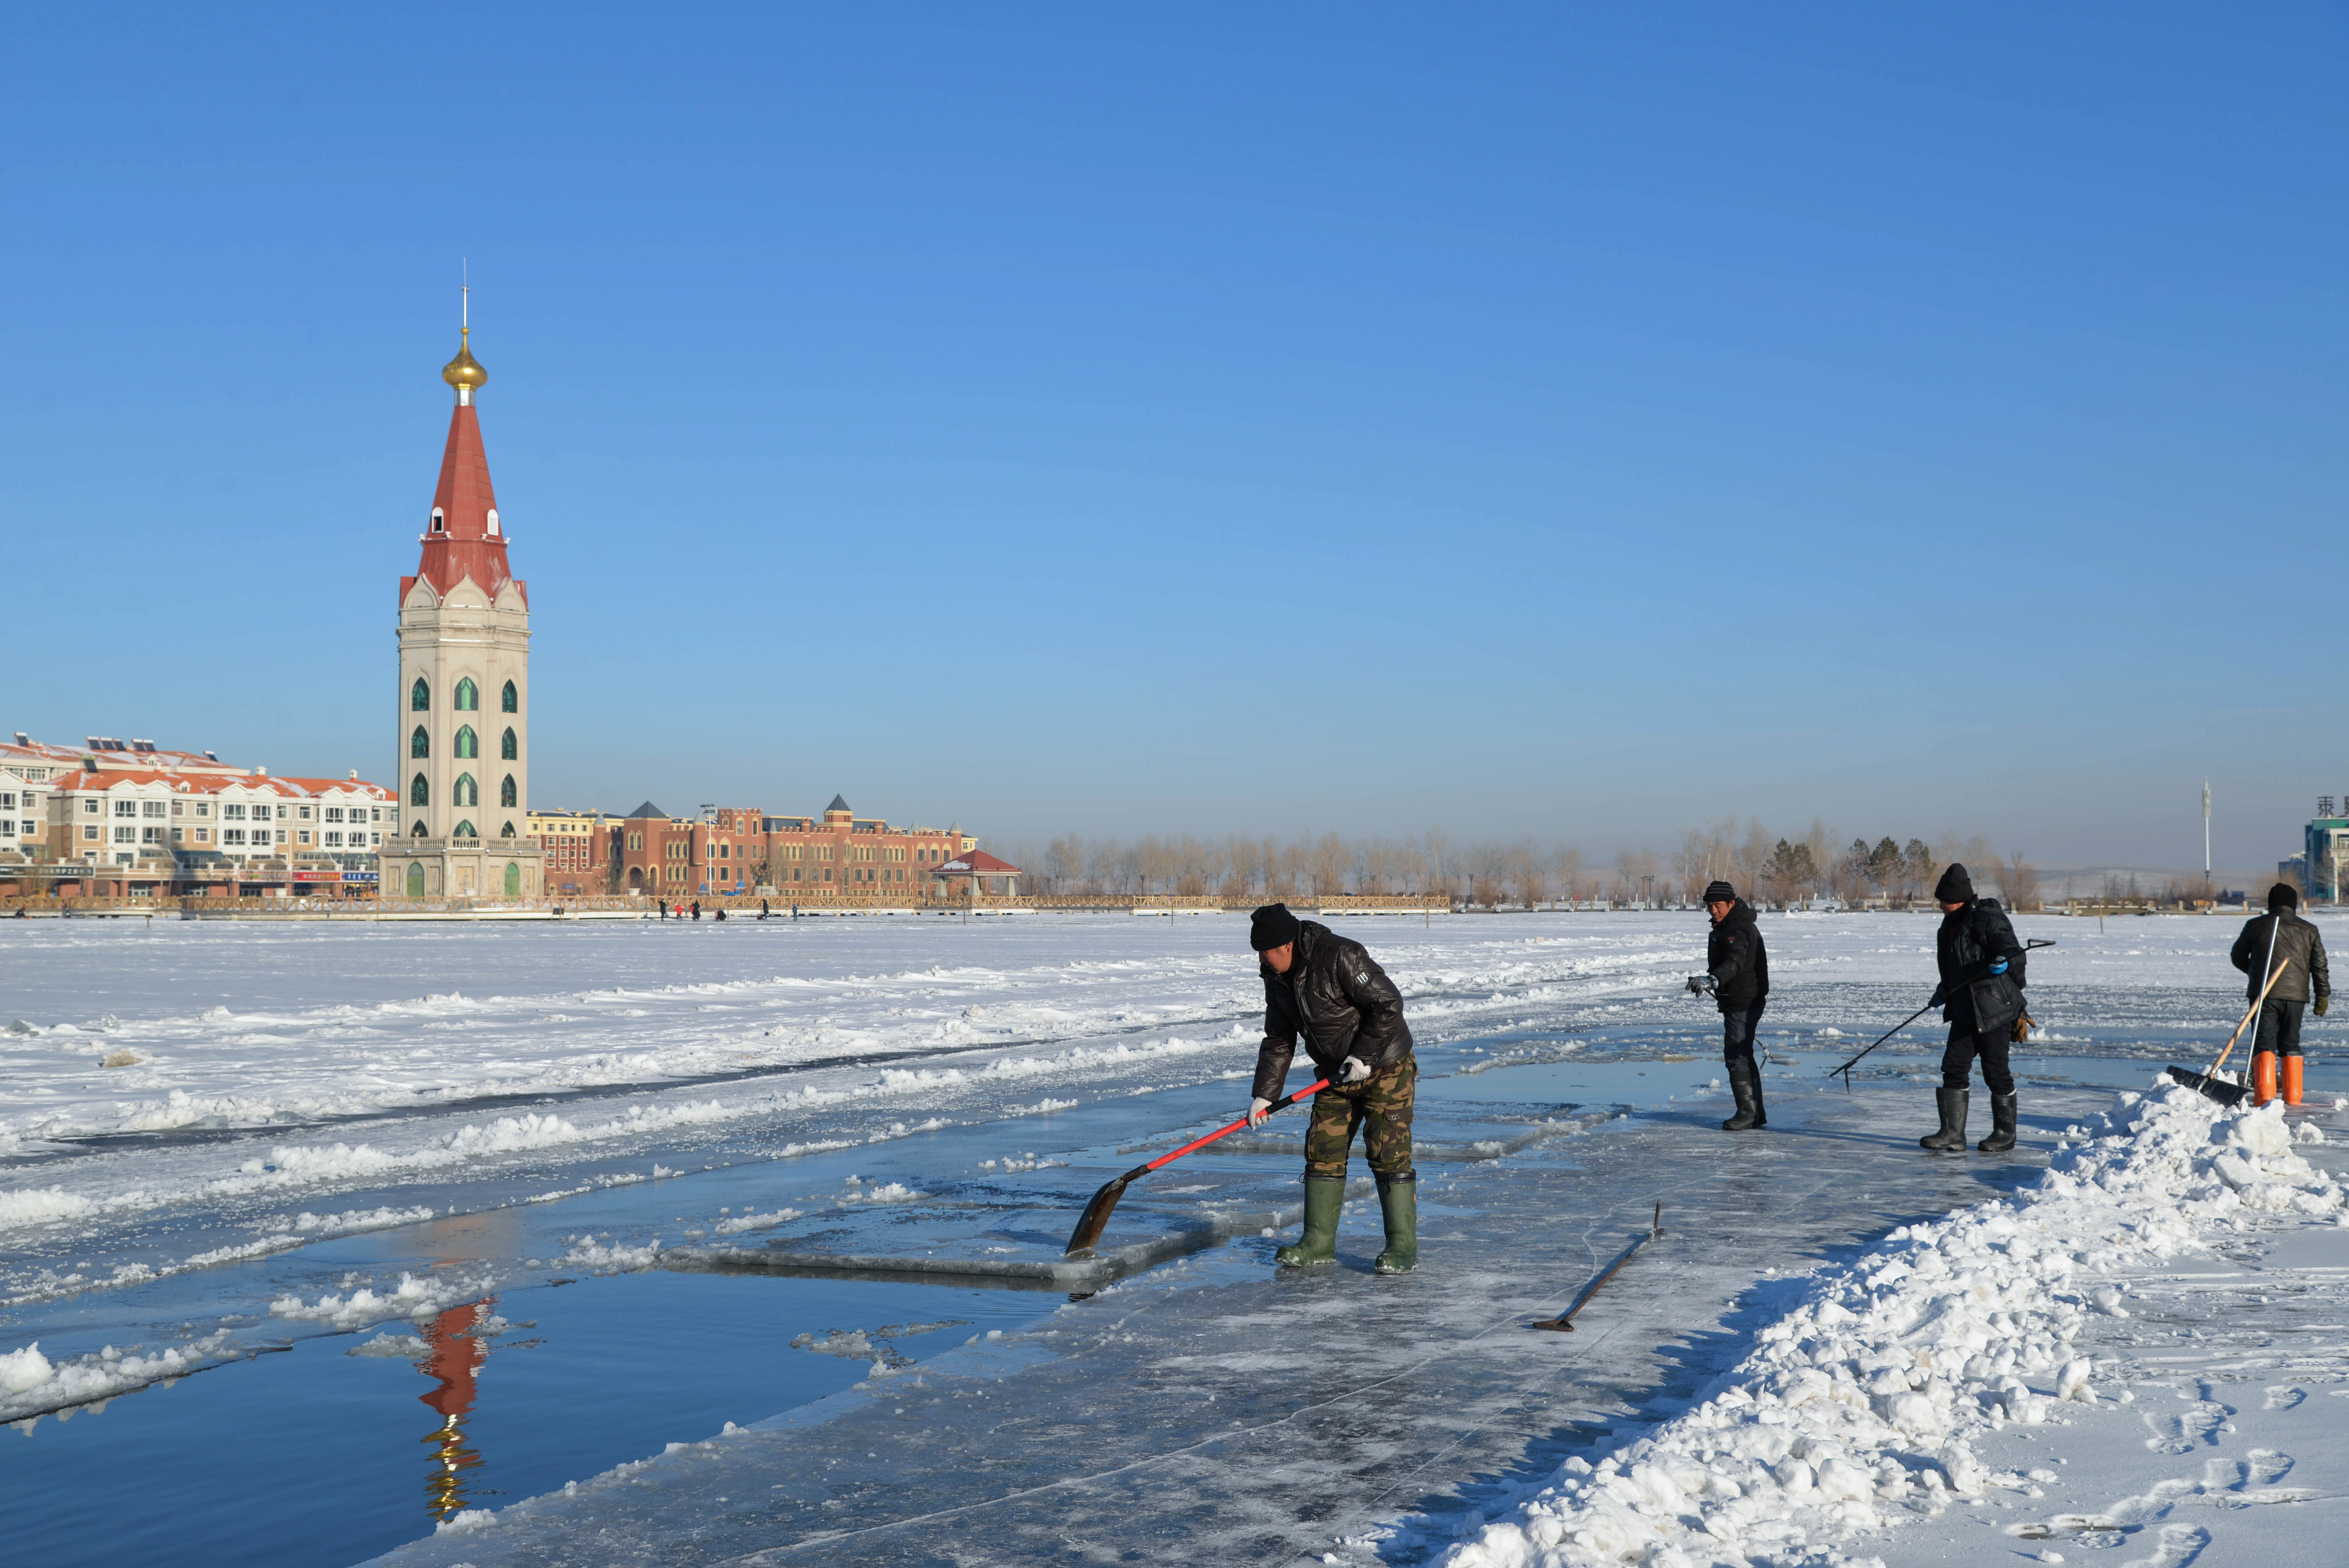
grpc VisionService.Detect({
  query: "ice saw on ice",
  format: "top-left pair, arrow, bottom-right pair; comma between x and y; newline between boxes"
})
1062,1076 -> 1328,1257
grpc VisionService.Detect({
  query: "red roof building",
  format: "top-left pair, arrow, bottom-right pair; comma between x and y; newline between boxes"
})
934,848 -> 1023,896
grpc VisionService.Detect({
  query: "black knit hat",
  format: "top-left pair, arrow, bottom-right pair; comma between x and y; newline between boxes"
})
2269,882 -> 2299,911
1934,863 -> 1975,903
1703,880 -> 1735,904
1249,902 -> 1301,951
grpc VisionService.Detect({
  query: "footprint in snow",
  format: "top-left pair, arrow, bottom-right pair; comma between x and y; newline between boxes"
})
2260,1385 -> 2306,1411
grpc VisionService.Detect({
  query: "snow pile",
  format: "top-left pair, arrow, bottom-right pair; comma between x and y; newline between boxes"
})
0,1186 -> 97,1228
273,1204 -> 438,1237
269,1271 -> 485,1329
561,1235 -> 663,1272
0,1329 -> 241,1422
838,1176 -> 925,1203
711,1207 -> 801,1236
1435,1083 -> 2345,1568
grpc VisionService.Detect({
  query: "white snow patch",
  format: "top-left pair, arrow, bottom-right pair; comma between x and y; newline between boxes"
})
1429,1083 -> 2345,1568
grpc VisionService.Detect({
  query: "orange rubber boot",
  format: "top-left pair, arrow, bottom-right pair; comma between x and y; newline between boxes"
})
2253,1051 -> 2277,1106
2284,1055 -> 2304,1107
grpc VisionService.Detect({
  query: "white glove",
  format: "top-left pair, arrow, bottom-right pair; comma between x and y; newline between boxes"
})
1338,1057 -> 1372,1086
1248,1097 -> 1274,1126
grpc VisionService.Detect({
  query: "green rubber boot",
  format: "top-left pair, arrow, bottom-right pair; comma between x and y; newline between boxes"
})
1275,1176 -> 1344,1266
1374,1172 -> 1418,1276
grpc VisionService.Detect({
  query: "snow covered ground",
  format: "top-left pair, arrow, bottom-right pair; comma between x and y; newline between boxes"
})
5,909 -> 2347,1566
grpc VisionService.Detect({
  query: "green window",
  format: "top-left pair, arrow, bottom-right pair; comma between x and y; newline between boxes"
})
411,821 -> 426,836
454,774 -> 478,808
454,678 -> 478,711
454,820 -> 476,839
504,862 -> 521,896
412,677 -> 429,711
500,775 -> 516,807
500,728 -> 517,760
454,726 -> 478,759
410,773 -> 429,807
500,820 -> 516,837
410,726 -> 430,759
501,681 -> 518,713
406,863 -> 425,896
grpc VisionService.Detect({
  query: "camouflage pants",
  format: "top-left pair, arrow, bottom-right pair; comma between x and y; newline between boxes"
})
1304,1056 -> 1416,1180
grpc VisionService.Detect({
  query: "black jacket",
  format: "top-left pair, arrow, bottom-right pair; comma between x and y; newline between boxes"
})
2230,910 -> 2330,1006
1705,900 -> 1770,1012
1937,898 -> 2028,1037
1250,920 -> 1414,1102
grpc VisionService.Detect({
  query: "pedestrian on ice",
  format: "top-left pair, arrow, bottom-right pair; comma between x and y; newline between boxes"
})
1246,901 -> 1419,1274
1686,880 -> 1769,1131
691,900 -> 700,921
2230,883 -> 2329,1107
1919,864 -> 2030,1154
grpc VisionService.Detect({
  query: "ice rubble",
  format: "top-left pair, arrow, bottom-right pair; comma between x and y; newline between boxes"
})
1434,1083 -> 2344,1568
269,1271 -> 493,1330
1,1329 -> 244,1423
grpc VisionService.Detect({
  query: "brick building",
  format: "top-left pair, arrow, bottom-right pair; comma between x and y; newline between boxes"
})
526,808 -> 613,895
613,795 -> 973,898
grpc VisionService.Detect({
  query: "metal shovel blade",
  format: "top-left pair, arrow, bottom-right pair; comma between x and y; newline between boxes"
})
2166,1065 -> 2248,1106
1062,1164 -> 1148,1258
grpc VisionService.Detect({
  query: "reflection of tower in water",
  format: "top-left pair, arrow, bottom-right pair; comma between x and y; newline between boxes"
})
418,1297 -> 494,1522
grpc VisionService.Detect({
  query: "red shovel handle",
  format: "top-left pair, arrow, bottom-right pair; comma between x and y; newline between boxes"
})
1142,1077 -> 1330,1174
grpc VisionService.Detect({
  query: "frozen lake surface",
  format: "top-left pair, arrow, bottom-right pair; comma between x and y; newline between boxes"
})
4,909 -> 2345,1565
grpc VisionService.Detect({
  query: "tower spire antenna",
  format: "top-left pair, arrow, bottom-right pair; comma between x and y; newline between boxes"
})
462,257 -> 469,333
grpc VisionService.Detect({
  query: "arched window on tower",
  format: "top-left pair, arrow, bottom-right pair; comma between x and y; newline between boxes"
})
454,678 -> 478,711
410,821 -> 426,837
411,726 -> 429,759
410,774 -> 429,807
501,681 -> 518,713
500,819 -> 516,836
500,775 -> 516,807
500,728 -> 517,760
454,726 -> 478,759
430,507 -> 445,534
412,678 -> 430,711
454,774 -> 478,808
454,821 -> 476,840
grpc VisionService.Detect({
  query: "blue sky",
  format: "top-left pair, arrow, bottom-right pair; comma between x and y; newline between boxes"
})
6,5 -> 2343,872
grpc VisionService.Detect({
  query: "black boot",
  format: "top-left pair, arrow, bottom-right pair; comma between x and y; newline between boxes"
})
1919,1087 -> 1968,1152
1722,1061 -> 1765,1131
1977,1091 -> 2017,1153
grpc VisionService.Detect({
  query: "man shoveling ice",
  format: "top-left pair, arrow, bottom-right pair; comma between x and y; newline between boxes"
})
1245,901 -> 1419,1274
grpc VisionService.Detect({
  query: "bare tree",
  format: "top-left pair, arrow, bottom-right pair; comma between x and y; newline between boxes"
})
1307,833 -> 1351,897
1553,844 -> 1590,905
2001,849 -> 2041,912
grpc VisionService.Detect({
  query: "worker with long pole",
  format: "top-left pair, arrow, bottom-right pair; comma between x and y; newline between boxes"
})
1246,902 -> 1420,1274
1919,864 -> 2033,1153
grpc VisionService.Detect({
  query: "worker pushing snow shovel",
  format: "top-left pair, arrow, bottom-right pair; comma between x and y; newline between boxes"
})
2231,883 -> 2329,1107
1246,902 -> 1420,1275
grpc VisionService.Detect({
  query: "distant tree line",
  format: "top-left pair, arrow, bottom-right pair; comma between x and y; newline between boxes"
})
998,820 -> 2046,910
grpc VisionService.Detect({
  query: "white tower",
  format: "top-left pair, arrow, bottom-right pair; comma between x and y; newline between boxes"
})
380,309 -> 545,901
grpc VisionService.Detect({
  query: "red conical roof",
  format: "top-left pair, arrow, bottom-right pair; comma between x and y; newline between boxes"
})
402,331 -> 527,609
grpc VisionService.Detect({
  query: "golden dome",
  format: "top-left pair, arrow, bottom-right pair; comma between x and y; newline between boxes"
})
442,328 -> 488,393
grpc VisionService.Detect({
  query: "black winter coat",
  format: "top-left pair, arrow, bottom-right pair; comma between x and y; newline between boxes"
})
1705,900 -> 1770,1013
1937,898 -> 2028,1038
2230,911 -> 2330,1006
1250,920 -> 1414,1103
